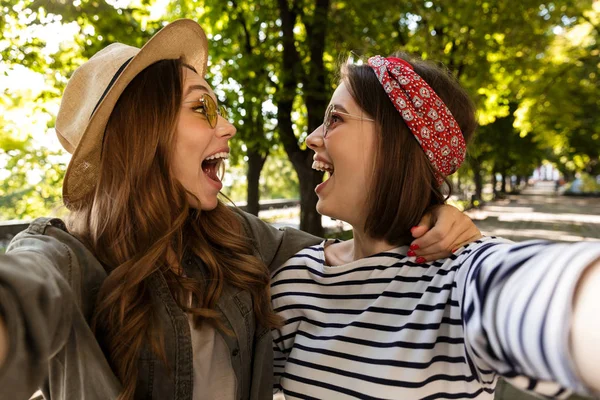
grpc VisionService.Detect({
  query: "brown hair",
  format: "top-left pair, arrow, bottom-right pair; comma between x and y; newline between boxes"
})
66,58 -> 279,400
341,52 -> 477,246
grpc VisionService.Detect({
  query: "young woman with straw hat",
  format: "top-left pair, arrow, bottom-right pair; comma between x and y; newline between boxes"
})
0,20 -> 479,400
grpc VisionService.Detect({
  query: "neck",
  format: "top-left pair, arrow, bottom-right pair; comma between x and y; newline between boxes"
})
349,228 -> 396,261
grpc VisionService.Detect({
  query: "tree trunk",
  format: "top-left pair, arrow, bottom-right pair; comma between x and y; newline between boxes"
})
298,162 -> 324,237
246,148 -> 267,216
501,171 -> 507,193
276,0 -> 325,235
303,0 -> 330,133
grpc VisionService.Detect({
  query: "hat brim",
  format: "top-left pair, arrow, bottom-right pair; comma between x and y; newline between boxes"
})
62,19 -> 208,207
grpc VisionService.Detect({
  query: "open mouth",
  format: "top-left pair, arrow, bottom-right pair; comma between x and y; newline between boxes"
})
312,160 -> 334,180
202,152 -> 229,183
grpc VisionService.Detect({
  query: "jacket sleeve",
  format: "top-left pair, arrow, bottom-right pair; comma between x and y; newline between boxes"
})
232,209 -> 322,273
0,219 -> 81,399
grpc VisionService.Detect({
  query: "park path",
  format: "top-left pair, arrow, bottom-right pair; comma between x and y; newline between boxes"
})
465,181 -> 600,242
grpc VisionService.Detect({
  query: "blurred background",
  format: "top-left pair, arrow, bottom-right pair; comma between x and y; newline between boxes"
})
1,0 -> 599,236
1,1 -> 599,399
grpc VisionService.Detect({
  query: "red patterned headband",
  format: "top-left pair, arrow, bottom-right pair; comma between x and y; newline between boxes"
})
367,55 -> 466,185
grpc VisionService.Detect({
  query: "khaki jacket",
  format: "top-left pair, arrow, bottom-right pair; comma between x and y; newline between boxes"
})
0,211 -> 320,400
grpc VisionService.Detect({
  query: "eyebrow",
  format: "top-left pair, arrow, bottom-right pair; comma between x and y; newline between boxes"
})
183,63 -> 197,73
332,104 -> 350,114
184,84 -> 210,98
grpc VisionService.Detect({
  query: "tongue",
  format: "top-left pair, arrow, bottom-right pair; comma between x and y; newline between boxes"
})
203,161 -> 220,182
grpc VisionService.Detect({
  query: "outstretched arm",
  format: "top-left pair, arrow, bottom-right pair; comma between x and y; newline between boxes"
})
460,240 -> 600,398
0,222 -> 83,399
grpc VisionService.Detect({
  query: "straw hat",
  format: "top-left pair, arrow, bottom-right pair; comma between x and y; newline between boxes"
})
55,19 -> 208,208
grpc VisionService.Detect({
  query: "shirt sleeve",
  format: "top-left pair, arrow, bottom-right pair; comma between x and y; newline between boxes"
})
457,239 -> 600,398
232,208 -> 322,273
0,221 -> 80,399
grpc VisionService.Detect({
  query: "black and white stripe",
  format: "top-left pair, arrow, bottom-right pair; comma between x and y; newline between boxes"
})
272,238 -> 599,399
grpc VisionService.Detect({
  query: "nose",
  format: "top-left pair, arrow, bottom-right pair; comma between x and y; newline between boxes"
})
216,115 -> 236,139
306,124 -> 325,151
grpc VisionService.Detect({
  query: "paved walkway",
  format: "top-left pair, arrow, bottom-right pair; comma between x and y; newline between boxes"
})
465,181 -> 600,242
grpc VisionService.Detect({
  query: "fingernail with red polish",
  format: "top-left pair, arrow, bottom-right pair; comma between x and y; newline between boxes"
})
452,248 -> 458,253
416,257 -> 426,263
409,244 -> 420,250
407,250 -> 416,257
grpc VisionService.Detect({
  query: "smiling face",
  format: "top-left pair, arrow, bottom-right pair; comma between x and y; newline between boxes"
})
172,68 -> 236,210
306,82 -> 377,229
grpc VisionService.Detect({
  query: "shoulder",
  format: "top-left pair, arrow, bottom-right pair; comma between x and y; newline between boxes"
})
229,207 -> 266,233
7,217 -> 107,298
229,206 -> 322,270
8,217 -> 78,256
271,240 -> 327,279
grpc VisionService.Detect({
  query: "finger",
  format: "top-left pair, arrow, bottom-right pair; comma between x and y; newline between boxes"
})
413,221 -> 462,258
445,223 -> 482,252
410,213 -> 433,239
418,208 -> 480,254
410,205 -> 461,248
411,218 -> 456,251
416,231 -> 482,260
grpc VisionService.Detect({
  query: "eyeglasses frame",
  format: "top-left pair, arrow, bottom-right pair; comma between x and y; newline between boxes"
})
323,104 -> 374,138
183,93 -> 229,129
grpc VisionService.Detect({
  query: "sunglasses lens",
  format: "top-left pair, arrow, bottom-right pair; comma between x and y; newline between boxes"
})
202,94 -> 217,128
219,105 -> 228,121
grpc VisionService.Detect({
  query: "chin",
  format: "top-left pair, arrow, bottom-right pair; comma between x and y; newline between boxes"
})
317,198 -> 355,226
316,199 -> 335,219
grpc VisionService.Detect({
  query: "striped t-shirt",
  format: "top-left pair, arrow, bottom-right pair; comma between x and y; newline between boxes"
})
271,237 -> 600,399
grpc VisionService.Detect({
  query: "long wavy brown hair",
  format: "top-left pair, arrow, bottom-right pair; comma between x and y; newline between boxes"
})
66,58 -> 279,400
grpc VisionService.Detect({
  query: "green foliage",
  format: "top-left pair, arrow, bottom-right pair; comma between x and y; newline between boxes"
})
517,2 -> 600,175
259,146 -> 300,199
474,103 -> 546,181
1,0 -> 599,221
0,146 -> 65,220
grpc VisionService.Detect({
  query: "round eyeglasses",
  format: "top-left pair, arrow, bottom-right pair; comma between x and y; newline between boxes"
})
184,93 -> 229,129
322,104 -> 374,138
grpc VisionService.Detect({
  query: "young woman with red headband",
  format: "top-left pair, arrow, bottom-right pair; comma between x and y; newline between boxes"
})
271,54 -> 600,399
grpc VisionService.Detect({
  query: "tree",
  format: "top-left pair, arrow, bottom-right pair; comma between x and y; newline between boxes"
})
517,1 -> 600,177
475,103 -> 545,196
324,0 -> 594,202
2,0 -> 598,228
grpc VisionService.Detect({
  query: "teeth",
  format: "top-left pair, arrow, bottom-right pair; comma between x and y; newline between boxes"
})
204,152 -> 230,161
312,160 -> 334,173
